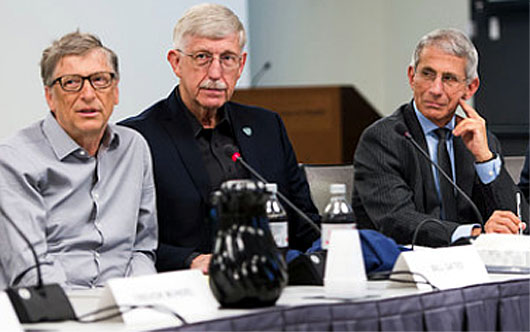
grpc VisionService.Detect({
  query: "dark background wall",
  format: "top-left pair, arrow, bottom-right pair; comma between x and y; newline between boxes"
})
472,0 -> 529,156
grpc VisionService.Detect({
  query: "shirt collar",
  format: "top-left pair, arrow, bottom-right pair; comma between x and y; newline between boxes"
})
413,100 -> 455,137
42,112 -> 119,160
101,124 -> 120,150
176,86 -> 230,138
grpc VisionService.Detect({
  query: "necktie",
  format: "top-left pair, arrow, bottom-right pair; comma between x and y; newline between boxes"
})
434,128 -> 457,220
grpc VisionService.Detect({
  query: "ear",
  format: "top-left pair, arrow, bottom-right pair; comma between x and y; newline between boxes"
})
462,77 -> 480,100
236,52 -> 248,79
407,66 -> 415,90
44,86 -> 55,111
167,49 -> 182,78
113,84 -> 120,106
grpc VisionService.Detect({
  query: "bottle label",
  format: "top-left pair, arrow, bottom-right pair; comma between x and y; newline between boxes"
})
321,223 -> 356,250
269,221 -> 288,248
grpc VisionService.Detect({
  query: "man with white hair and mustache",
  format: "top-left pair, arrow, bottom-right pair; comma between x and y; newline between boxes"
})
120,3 -> 320,273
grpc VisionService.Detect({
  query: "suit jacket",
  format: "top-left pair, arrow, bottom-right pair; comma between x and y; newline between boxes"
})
119,87 -> 320,271
352,101 -> 529,246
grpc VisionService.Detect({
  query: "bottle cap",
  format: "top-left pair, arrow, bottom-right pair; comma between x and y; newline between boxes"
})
221,179 -> 264,191
330,183 -> 346,194
265,183 -> 278,194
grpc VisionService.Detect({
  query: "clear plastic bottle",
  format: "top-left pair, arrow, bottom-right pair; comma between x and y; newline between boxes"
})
265,183 -> 289,249
321,183 -> 356,250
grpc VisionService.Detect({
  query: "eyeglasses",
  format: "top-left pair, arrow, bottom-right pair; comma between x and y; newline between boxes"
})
50,72 -> 116,92
415,68 -> 467,90
177,49 -> 242,70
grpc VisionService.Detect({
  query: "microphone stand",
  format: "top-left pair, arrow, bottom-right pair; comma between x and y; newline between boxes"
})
400,128 -> 484,230
250,62 -> 271,87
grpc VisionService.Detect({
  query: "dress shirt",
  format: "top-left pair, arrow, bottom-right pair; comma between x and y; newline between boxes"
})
181,94 -> 249,192
413,102 -> 501,241
0,113 -> 158,290
179,91 -> 249,266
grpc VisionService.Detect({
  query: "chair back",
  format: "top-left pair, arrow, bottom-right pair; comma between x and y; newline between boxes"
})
504,156 -> 525,183
302,164 -> 354,214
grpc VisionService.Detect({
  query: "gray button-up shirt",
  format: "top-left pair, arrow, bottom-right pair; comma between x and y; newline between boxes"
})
0,113 -> 158,290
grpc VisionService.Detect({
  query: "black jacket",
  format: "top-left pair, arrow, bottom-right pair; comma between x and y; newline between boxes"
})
120,87 -> 320,271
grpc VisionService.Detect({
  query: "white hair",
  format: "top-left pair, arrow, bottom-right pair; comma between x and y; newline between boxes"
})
411,28 -> 479,81
172,3 -> 246,51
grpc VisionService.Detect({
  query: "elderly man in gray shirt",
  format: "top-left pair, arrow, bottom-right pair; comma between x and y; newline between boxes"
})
0,31 -> 158,290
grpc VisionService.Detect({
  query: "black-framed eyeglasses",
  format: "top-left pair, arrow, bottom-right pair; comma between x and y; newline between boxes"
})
176,49 -> 242,70
50,72 -> 116,92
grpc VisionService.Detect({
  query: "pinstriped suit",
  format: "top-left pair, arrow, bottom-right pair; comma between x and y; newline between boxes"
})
352,101 -> 528,246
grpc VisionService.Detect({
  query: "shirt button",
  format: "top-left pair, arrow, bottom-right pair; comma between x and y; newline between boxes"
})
489,171 -> 494,176
79,151 -> 86,156
93,193 -> 99,200
95,251 -> 100,258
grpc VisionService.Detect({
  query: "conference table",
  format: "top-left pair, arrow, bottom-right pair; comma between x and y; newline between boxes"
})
21,273 -> 529,331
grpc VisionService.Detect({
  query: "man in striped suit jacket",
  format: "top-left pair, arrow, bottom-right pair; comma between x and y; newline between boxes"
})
352,29 -> 528,247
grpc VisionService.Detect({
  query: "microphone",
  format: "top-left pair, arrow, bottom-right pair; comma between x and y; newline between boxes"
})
411,218 -> 451,249
1,206 -> 76,323
250,61 -> 271,87
224,145 -> 321,235
395,124 -> 484,229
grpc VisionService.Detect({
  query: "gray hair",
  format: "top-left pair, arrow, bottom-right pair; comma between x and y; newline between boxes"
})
411,28 -> 479,81
40,31 -> 119,86
172,3 -> 246,51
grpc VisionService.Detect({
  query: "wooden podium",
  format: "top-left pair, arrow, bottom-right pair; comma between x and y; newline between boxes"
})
232,85 -> 380,164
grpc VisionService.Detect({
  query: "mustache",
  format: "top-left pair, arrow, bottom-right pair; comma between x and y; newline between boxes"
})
200,80 -> 227,90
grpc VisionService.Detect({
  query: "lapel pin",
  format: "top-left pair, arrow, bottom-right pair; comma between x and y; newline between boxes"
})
242,126 -> 252,137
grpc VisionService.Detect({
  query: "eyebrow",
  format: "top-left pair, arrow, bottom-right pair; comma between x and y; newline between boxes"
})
189,46 -> 239,53
420,66 -> 461,77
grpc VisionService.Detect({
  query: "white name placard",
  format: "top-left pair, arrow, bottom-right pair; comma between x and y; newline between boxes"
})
389,245 -> 489,290
0,291 -> 23,332
472,233 -> 530,268
98,270 -> 218,327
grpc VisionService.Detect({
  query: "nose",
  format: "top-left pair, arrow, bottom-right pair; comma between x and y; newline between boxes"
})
428,75 -> 444,95
207,57 -> 223,80
79,79 -> 96,100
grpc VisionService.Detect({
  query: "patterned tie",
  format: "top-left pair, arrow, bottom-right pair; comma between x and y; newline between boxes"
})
434,128 -> 457,220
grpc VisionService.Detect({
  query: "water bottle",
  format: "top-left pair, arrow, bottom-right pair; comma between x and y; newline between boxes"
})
321,183 -> 356,250
265,183 -> 289,250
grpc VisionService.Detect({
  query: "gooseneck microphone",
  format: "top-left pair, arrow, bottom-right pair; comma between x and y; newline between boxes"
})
411,218 -> 451,249
250,61 -> 271,87
224,145 -> 321,235
1,206 -> 76,323
395,124 -> 484,229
